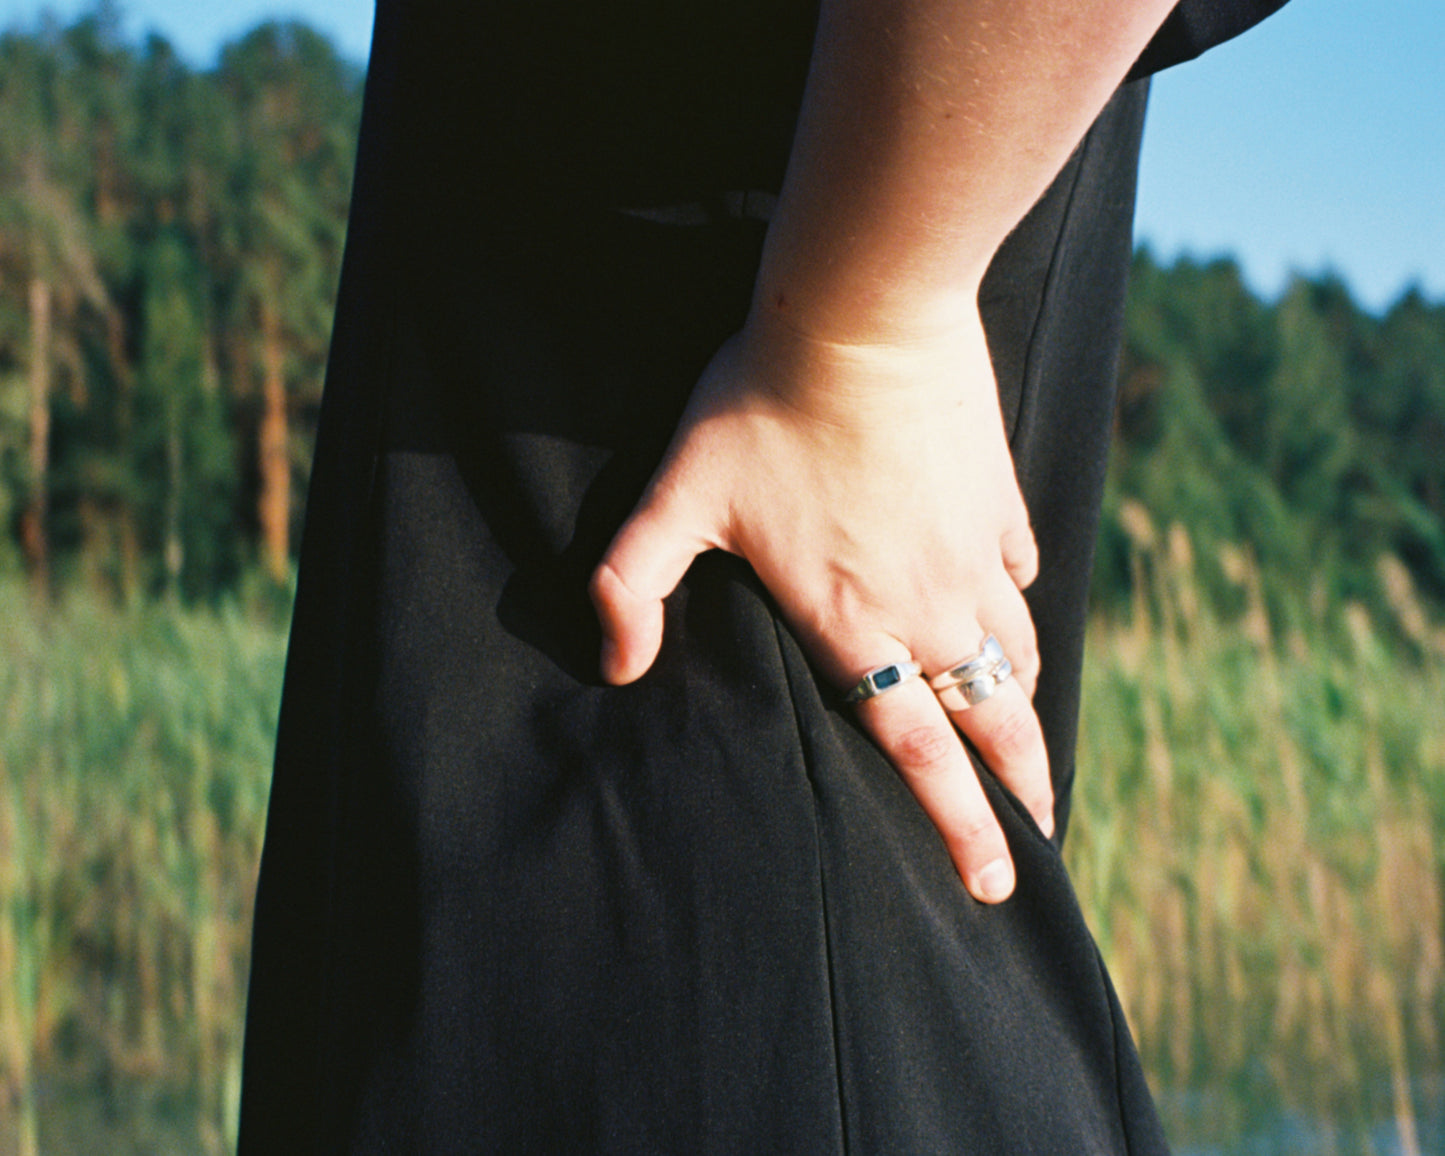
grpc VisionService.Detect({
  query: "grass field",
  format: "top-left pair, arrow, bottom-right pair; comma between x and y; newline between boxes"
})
1072,507 -> 1445,1154
0,588 -> 286,1156
1,523 -> 1442,1154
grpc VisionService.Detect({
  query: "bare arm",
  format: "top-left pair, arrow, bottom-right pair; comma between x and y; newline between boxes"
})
759,0 -> 1176,342
592,0 -> 1176,902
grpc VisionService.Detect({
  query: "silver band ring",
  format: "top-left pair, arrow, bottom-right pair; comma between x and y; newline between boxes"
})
931,635 -> 1014,712
845,661 -> 923,703
929,635 -> 1006,693
935,656 -> 1013,712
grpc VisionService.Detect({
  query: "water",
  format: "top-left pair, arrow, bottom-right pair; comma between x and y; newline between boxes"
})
1163,1072 -> 1445,1156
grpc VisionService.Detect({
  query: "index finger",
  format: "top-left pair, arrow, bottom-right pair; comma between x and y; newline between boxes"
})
854,676 -> 1016,903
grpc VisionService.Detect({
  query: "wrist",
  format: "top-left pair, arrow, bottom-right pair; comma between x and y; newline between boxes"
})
728,298 -> 997,429
749,250 -> 986,351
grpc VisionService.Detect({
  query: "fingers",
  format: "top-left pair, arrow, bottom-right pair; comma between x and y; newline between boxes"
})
916,586 -> 1052,838
942,678 -> 1054,839
590,490 -> 710,685
854,673 -> 1018,904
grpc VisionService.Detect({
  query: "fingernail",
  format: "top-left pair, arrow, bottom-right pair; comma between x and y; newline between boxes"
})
974,859 -> 1015,904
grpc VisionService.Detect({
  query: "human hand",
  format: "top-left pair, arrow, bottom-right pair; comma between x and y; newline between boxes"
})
589,308 -> 1051,903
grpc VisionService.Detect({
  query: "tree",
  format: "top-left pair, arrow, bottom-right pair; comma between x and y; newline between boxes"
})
212,23 -> 359,582
136,232 -> 236,597
0,26 -> 115,596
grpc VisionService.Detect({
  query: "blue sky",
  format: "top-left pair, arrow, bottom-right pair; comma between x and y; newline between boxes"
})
3,0 -> 1440,313
1136,0 -> 1444,313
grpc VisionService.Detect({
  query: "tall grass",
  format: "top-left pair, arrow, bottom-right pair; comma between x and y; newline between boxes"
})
0,586 -> 285,1156
1,529 -> 1442,1153
1070,504 -> 1445,1154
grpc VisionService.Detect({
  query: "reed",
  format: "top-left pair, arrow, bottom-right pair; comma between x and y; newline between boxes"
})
1,536 -> 1442,1152
0,586 -> 285,1156
1070,502 -> 1445,1154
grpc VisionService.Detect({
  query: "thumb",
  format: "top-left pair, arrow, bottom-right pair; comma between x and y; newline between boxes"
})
589,483 -> 711,685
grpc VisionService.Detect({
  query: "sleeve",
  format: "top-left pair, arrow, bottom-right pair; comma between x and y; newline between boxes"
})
1128,0 -> 1293,79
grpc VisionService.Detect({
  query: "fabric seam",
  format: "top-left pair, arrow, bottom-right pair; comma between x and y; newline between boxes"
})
771,616 -> 853,1156
1102,944 -> 1141,1156
309,265 -> 400,1151
1005,95 -> 1139,1144
1006,108 -> 1095,453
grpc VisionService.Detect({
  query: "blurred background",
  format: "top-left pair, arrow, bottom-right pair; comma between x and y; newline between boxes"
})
0,2 -> 1440,1153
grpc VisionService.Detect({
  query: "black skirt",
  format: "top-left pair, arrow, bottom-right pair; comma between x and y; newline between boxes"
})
236,2 -> 1283,1149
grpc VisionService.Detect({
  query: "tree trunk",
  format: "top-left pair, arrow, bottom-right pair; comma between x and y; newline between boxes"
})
258,301 -> 290,582
107,306 -> 142,601
20,277 -> 52,596
165,397 -> 184,600
119,511 -> 142,604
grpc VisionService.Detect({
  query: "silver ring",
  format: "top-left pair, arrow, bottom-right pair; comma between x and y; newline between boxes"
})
929,635 -> 1006,692
935,656 -> 1013,712
845,661 -> 923,703
931,634 -> 1013,712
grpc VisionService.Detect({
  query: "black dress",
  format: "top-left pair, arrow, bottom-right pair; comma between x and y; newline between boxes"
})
239,3 -> 1286,1151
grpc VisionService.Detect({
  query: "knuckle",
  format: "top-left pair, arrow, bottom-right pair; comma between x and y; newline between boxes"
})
590,558 -> 650,612
590,556 -> 627,590
1002,519 -> 1039,578
1016,541 -> 1041,582
953,811 -> 1001,849
1026,782 -> 1056,817
977,703 -> 1042,763
888,724 -> 958,777
1012,640 -> 1041,685
586,563 -> 615,607
1011,630 -> 1038,665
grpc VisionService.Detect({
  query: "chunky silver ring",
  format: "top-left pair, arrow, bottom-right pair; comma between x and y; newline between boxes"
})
845,661 -> 923,703
935,656 -> 1014,712
929,635 -> 1006,693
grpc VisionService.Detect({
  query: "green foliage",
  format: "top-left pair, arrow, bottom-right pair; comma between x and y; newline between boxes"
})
135,231 -> 239,595
1101,250 -> 1445,640
1,10 -> 1442,622
0,584 -> 286,1154
0,7 -> 362,601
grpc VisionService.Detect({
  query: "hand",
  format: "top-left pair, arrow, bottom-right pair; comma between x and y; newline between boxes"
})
589,307 -> 1051,903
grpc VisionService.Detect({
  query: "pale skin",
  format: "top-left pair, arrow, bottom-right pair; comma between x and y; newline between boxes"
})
590,0 -> 1180,903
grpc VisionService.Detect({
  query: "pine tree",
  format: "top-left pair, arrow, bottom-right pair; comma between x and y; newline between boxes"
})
213,22 -> 359,583
0,26 -> 113,596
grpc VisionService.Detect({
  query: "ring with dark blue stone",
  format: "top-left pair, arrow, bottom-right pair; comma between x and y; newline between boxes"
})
844,660 -> 923,703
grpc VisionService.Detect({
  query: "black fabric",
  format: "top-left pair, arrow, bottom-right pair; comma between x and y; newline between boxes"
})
1132,0 -> 1293,79
394,0 -> 820,206
355,0 -> 1288,209
238,5 -> 1185,1152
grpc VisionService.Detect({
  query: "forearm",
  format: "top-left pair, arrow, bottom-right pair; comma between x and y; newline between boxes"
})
755,0 -> 1176,346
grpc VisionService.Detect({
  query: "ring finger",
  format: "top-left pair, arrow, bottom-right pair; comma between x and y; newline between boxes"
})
930,642 -> 1053,838
848,660 -> 1020,903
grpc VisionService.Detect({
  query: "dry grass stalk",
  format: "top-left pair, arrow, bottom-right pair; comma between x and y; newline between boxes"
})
1073,517 -> 1445,1151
